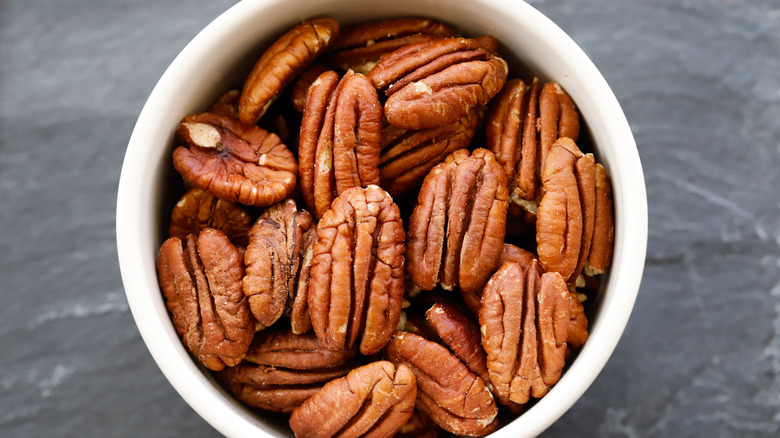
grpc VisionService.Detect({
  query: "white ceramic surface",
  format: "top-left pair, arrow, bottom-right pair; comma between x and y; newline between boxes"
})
116,0 -> 648,436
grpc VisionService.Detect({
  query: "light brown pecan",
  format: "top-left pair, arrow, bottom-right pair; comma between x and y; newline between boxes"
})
298,70 -> 383,219
309,185 -> 405,355
243,199 -> 314,330
238,17 -> 340,125
168,188 -> 252,247
479,261 -> 570,405
539,82 -> 580,176
536,138 -> 597,283
566,290 -> 589,348
425,302 -> 489,385
584,163 -> 614,276
384,332 -> 498,437
291,64 -> 330,113
156,228 -> 253,371
207,89 -> 240,119
289,361 -> 417,438
369,37 -> 507,129
244,326 -> 356,370
328,18 -> 456,75
379,108 -> 482,197
406,148 -> 508,294
173,113 -> 297,207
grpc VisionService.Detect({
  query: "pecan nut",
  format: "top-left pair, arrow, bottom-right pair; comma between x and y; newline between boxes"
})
238,17 -> 340,125
243,199 -> 315,330
168,188 -> 252,247
384,332 -> 498,437
583,163 -> 614,276
289,361 -> 417,438
299,70 -> 383,218
479,261 -> 569,405
156,228 -> 254,371
369,37 -> 508,129
291,64 -> 330,113
173,113 -> 298,207
407,148 -> 508,293
309,185 -> 406,355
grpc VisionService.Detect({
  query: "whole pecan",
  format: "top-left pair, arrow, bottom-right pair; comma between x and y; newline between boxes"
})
156,228 -> 254,371
379,108 -> 482,197
238,17 -> 340,125
584,163 -> 614,276
298,70 -> 383,219
384,332 -> 498,437
173,113 -> 297,207
406,148 -> 508,294
328,18 -> 456,74
168,188 -> 252,247
309,185 -> 405,355
479,261 -> 570,405
243,199 -> 315,330
289,361 -> 417,438
368,37 -> 507,129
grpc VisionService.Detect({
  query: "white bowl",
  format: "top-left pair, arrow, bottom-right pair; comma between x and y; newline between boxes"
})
116,0 -> 647,436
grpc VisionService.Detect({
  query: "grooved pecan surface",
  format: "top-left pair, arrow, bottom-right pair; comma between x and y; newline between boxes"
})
539,82 -> 580,175
384,331 -> 498,437
309,185 -> 405,355
244,326 -> 356,370
298,70 -> 383,219
289,361 -> 417,438
168,188 -> 252,247
238,17 -> 339,125
243,199 -> 314,330
584,163 -> 614,276
407,148 -> 508,293
156,228 -> 253,371
425,302 -> 489,386
173,113 -> 297,207
290,227 -> 318,334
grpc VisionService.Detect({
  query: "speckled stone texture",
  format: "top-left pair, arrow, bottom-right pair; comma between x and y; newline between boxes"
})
1,0 -> 779,437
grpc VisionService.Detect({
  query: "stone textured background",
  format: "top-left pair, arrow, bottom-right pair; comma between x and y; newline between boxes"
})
1,0 -> 779,436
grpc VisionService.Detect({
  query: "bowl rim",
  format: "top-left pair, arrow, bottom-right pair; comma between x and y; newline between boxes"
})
116,0 -> 648,437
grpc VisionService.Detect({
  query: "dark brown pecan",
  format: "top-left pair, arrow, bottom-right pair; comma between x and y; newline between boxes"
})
290,227 -> 318,334
289,361 -> 417,438
425,302 -> 489,385
207,89 -> 240,119
291,64 -> 330,113
584,163 -> 614,276
479,261 -> 570,405
173,113 -> 297,207
384,332 -> 498,437
379,108 -> 482,197
168,188 -> 252,247
156,228 -> 253,371
309,185 -> 405,355
407,148 -> 508,294
328,18 -> 456,74
369,38 -> 507,129
243,199 -> 314,330
298,70 -> 383,219
238,17 -> 340,125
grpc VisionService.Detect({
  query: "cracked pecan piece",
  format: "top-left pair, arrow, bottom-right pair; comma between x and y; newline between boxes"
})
299,70 -> 383,219
328,18 -> 457,75
369,37 -> 507,129
243,199 -> 315,330
379,107 -> 483,197
168,188 -> 252,247
407,148 -> 508,294
156,228 -> 253,371
173,113 -> 297,207
289,361 -> 417,438
238,17 -> 340,125
309,185 -> 405,355
384,332 -> 498,437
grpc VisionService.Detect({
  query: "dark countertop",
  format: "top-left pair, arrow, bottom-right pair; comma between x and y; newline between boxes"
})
2,0 -> 779,436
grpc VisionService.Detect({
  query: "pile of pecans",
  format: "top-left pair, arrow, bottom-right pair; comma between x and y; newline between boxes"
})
155,16 -> 613,438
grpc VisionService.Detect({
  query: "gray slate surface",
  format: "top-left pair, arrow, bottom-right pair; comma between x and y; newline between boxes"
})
1,0 -> 779,436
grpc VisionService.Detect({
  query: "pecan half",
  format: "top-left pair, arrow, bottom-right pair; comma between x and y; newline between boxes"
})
299,70 -> 383,219
369,38 -> 507,129
328,18 -> 456,74
583,163 -> 614,276
384,332 -> 498,437
309,185 -> 406,355
156,228 -> 253,371
243,199 -> 314,330
173,113 -> 297,207
479,261 -> 569,405
291,64 -> 330,113
238,17 -> 340,125
168,188 -> 252,247
290,227 -> 318,334
289,361 -> 417,438
407,148 -> 508,293
379,108 -> 482,197
539,82 -> 580,175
